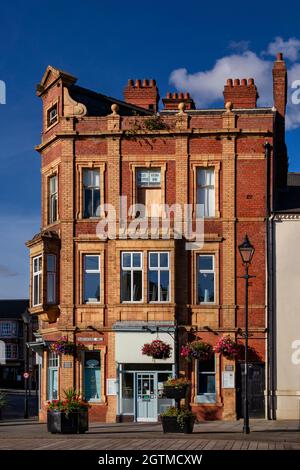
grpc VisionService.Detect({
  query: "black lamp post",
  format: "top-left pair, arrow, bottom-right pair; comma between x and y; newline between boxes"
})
21,309 -> 31,419
238,234 -> 255,435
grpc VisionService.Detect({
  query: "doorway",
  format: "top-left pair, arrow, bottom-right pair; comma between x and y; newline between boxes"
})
119,365 -> 173,422
236,362 -> 265,418
136,373 -> 157,422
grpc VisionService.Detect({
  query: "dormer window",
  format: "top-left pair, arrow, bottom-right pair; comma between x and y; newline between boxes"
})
47,105 -> 58,127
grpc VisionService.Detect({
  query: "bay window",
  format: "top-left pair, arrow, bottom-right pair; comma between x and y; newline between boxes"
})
32,255 -> 42,307
47,255 -> 57,304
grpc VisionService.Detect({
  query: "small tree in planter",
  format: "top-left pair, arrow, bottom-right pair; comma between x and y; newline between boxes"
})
213,335 -> 240,360
142,340 -> 171,360
47,388 -> 90,434
180,340 -> 213,362
161,406 -> 196,434
163,377 -> 191,400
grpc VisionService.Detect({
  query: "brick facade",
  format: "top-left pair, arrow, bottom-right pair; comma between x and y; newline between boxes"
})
27,55 -> 287,423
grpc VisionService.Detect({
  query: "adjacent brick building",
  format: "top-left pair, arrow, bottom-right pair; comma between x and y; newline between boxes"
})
27,53 -> 288,422
0,299 -> 37,389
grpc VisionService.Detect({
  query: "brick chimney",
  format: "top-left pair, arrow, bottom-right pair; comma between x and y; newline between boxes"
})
273,52 -> 287,118
223,78 -> 258,109
124,79 -> 160,112
162,92 -> 195,110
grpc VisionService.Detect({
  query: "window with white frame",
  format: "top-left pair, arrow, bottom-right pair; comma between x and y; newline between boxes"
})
197,255 -> 215,303
148,252 -> 170,302
136,168 -> 162,217
5,343 -> 17,359
32,255 -> 42,307
83,169 -> 100,218
47,352 -> 59,400
197,356 -> 216,403
47,104 -> 58,127
48,175 -> 58,224
121,252 -> 143,302
0,321 -> 17,337
47,255 -> 57,304
83,255 -> 100,303
196,168 -> 215,217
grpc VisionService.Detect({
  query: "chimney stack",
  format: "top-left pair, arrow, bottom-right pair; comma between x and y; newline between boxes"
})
124,79 -> 159,112
162,91 -> 195,110
223,78 -> 258,108
273,52 -> 287,118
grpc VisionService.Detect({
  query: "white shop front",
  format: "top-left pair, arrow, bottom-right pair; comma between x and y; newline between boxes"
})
114,323 -> 175,422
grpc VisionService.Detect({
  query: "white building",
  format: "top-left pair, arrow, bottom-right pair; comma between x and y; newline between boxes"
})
273,173 -> 300,419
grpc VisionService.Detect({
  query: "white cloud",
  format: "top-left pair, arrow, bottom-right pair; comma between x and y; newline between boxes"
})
169,51 -> 272,107
169,39 -> 300,130
264,37 -> 300,62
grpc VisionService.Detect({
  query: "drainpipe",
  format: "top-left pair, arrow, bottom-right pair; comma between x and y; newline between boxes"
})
264,141 -> 276,420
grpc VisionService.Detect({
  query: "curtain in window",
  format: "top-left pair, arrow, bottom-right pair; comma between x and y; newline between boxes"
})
196,168 -> 215,217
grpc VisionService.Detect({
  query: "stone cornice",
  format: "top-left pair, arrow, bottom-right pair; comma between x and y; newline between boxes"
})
35,127 -> 273,153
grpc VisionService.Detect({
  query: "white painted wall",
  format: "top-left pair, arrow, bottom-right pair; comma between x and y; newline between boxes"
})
275,216 -> 300,419
115,332 -> 174,364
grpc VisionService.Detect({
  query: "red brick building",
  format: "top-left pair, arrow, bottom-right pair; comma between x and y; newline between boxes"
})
27,53 -> 287,422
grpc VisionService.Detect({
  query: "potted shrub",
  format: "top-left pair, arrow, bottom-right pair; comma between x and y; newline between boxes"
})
0,391 -> 7,420
214,335 -> 240,360
163,377 -> 191,400
47,388 -> 90,434
161,407 -> 196,434
142,340 -> 171,360
180,340 -> 213,362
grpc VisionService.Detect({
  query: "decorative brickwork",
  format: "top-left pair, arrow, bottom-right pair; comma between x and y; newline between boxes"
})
27,57 -> 287,423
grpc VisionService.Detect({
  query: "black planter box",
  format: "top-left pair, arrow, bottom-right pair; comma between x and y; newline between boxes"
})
161,415 -> 195,434
163,385 -> 188,400
47,409 -> 89,434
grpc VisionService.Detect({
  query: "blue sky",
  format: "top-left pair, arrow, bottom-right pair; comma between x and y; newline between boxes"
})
1,0 -> 300,298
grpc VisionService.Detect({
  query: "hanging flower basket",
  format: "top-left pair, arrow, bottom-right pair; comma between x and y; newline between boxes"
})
180,340 -> 213,362
213,335 -> 240,360
142,340 -> 171,360
49,336 -> 84,355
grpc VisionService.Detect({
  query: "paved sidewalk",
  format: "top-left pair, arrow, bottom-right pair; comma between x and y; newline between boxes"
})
0,419 -> 299,450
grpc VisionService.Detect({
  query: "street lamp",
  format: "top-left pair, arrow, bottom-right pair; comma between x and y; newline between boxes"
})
21,309 -> 31,419
238,234 -> 255,435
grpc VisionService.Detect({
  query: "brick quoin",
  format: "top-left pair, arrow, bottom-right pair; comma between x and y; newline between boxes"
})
27,53 -> 288,423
